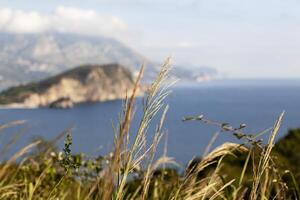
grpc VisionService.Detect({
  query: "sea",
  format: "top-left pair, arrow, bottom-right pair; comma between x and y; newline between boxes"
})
0,79 -> 300,166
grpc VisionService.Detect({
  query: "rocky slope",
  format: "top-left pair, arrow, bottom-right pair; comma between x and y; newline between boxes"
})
0,64 -> 139,108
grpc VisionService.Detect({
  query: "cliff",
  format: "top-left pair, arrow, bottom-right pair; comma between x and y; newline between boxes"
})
0,64 -> 139,108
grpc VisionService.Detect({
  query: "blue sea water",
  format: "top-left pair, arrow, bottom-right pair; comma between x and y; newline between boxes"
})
0,79 -> 300,165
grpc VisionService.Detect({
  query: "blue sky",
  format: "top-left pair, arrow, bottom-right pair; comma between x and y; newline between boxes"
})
0,0 -> 299,78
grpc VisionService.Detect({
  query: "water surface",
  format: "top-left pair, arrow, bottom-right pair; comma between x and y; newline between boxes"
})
1,79 -> 300,165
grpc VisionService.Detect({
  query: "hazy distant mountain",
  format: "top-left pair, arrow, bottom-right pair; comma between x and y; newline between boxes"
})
0,32 -> 153,90
0,32 -> 218,91
171,65 -> 218,82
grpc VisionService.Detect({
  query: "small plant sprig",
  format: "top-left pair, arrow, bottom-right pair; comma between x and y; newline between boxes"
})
182,114 -> 270,146
48,132 -> 79,199
60,133 -> 79,173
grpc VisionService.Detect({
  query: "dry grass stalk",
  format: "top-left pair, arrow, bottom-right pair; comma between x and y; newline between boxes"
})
0,140 -> 41,181
100,63 -> 144,200
115,58 -> 173,200
250,112 -> 284,200
0,120 -> 26,131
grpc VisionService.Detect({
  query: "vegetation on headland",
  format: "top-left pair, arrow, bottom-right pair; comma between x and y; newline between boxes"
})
0,82 -> 40,104
0,59 -> 299,199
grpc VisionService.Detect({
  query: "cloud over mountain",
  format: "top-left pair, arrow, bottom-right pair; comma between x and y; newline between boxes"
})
0,6 -> 128,39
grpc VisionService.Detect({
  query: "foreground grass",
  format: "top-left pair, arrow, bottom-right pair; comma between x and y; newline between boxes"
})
0,59 -> 299,199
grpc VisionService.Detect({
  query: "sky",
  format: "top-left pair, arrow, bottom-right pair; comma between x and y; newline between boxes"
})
0,0 -> 299,78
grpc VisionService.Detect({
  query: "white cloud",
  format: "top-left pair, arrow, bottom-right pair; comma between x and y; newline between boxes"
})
0,6 -> 128,38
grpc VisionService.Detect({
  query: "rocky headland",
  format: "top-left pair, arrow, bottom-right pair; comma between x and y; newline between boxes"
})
0,64 -> 141,108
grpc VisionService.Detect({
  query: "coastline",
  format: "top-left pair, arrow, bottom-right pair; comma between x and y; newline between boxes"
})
0,92 -> 145,109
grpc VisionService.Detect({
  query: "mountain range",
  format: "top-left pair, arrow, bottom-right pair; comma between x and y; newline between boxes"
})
0,32 -> 151,89
0,32 -> 218,90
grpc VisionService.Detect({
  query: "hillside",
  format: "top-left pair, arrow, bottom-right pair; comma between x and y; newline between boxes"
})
0,64 -> 139,108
